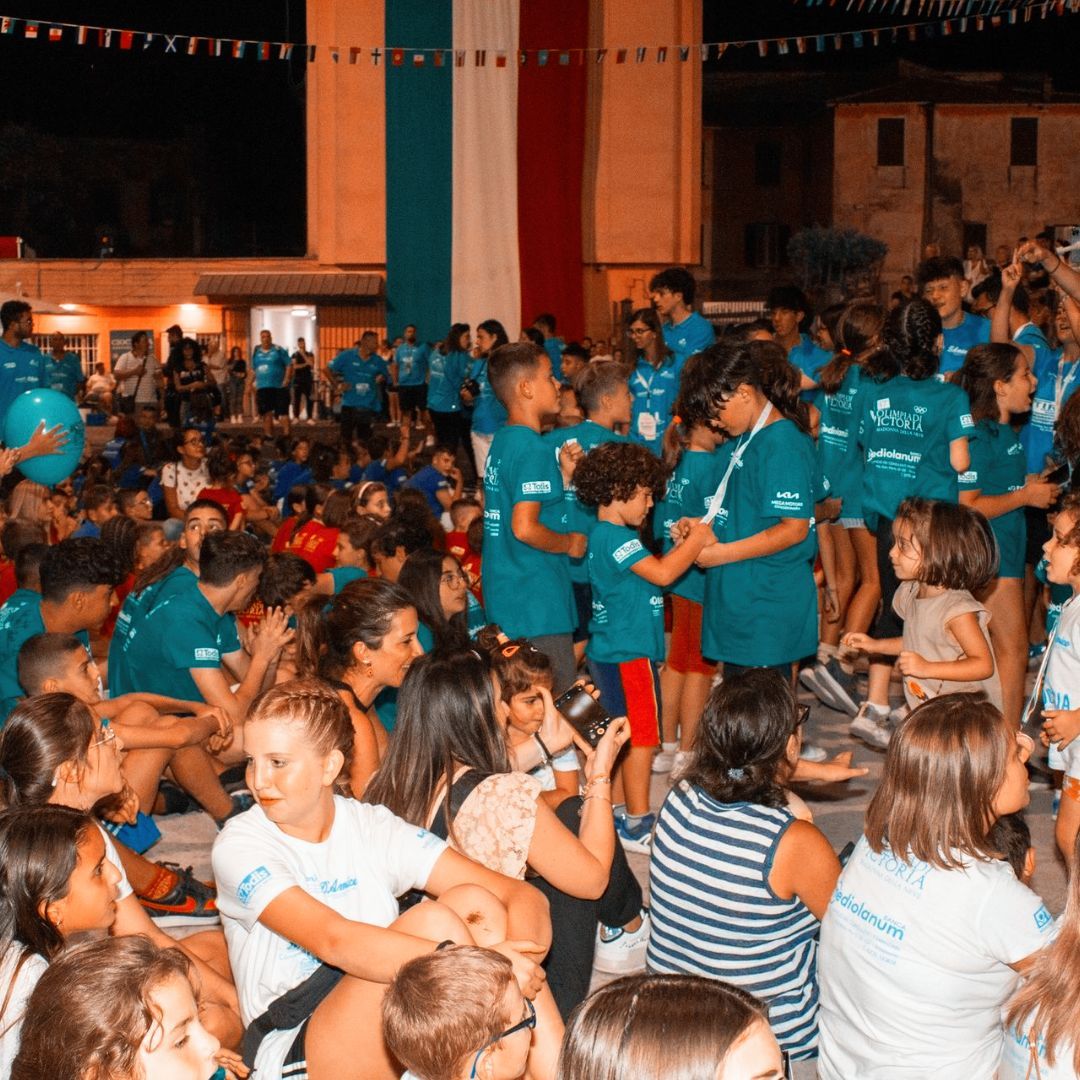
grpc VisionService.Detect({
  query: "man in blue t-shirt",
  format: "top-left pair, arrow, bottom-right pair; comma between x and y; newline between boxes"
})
249,329 -> 293,438
45,332 -> 85,401
766,285 -> 831,391
393,325 -> 430,424
0,300 -> 68,466
329,330 -> 390,449
649,267 -> 716,371
918,256 -> 991,377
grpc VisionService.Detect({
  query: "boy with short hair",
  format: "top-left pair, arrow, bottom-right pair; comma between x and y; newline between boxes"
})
483,343 -> 584,690
0,538 -> 121,721
649,267 -> 716,369
404,446 -> 463,519
766,284 -> 831,389
532,312 -> 566,382
123,531 -> 290,732
545,363 -> 633,657
917,255 -> 991,375
71,483 -> 119,539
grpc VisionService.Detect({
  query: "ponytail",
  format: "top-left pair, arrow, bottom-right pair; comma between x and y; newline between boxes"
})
817,301 -> 887,395
661,416 -> 690,472
746,340 -> 811,434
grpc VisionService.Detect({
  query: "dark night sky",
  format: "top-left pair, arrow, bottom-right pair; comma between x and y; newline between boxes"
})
0,1 -> 1073,257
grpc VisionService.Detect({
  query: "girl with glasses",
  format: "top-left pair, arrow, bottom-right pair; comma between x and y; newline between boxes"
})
398,549 -> 478,654
625,307 -> 678,456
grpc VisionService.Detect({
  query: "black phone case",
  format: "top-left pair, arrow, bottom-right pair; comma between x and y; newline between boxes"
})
553,686 -> 612,748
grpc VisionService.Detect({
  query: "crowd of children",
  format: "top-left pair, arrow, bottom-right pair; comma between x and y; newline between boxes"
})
0,243 -> 1078,1078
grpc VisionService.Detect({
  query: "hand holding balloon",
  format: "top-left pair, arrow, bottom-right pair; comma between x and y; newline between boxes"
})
3,390 -> 84,486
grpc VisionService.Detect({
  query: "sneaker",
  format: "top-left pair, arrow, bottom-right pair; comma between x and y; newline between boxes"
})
651,746 -> 677,774
889,702 -> 910,726
849,702 -> 892,750
799,743 -> 828,763
615,813 -> 655,855
798,664 -> 835,710
813,659 -> 861,716
139,864 -> 220,927
594,909 -> 651,975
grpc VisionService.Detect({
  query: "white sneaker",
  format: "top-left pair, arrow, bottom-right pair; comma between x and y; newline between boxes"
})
799,743 -> 828,763
594,909 -> 650,975
651,746 -> 677,774
850,702 -> 892,750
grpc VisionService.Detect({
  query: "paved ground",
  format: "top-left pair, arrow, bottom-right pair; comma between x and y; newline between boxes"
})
156,661 -> 1068,959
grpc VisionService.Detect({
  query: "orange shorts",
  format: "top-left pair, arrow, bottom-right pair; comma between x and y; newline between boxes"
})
666,594 -> 718,677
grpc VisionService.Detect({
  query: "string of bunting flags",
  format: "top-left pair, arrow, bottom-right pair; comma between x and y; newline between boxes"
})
0,0 -> 1076,66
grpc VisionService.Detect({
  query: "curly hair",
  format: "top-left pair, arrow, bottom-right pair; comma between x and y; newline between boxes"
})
1057,391 -> 1080,467
573,441 -> 667,509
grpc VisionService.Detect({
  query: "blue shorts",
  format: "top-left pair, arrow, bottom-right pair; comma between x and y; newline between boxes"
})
587,657 -> 662,748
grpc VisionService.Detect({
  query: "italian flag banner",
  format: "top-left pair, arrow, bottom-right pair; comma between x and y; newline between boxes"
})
385,0 -> 587,343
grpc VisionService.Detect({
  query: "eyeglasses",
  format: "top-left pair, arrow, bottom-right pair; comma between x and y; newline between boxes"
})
627,327 -> 652,337
470,998 -> 536,1078
440,571 -> 468,588
183,437 -> 204,447
93,719 -> 117,749
796,705 -> 810,729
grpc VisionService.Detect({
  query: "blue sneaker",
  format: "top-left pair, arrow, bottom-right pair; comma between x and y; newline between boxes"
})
615,813 -> 655,855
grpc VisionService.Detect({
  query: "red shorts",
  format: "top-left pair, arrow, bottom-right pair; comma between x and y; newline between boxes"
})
587,657 -> 662,748
666,595 -> 718,677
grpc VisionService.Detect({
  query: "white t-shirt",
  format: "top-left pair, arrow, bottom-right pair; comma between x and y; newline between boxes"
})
98,824 -> 134,902
212,798 -> 447,1078
1000,1012 -> 1079,1080
529,745 -> 580,793
817,836 -> 1055,1079
1045,595 -> 1080,773
114,351 -> 160,402
161,461 -> 210,513
0,949 -> 47,1075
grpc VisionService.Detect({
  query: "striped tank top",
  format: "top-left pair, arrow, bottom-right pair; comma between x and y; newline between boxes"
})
647,781 -> 821,1059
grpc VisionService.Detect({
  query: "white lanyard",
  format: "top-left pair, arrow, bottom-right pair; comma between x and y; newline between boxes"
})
1021,593 -> 1080,742
701,403 -> 773,525
1054,356 -> 1079,415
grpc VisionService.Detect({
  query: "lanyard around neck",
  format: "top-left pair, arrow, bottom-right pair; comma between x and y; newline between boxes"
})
701,403 -> 773,525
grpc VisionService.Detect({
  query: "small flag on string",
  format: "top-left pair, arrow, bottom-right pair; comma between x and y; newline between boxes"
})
412,52 -> 425,66
777,38 -> 790,54
213,38 -> 224,57
635,46 -> 646,62
757,40 -> 768,56
537,49 -> 548,66
391,48 -> 404,66
657,45 -> 668,62
852,30 -> 864,46
1,18 -> 16,35
519,50 -> 527,64
280,42 -> 293,60
369,46 -> 380,65
475,49 -> 486,66
232,39 -> 245,59
97,27 -> 111,47
495,51 -> 507,67
715,42 -> 727,59
23,22 -> 38,39
259,41 -> 270,60
679,45 -> 689,60
48,25 -> 63,42
119,30 -> 133,49
349,46 -> 361,64
815,34 -> 826,51
330,46 -> 340,63
597,48 -> 608,63
795,36 -> 807,53
833,33 -> 844,48
558,50 -> 570,65
455,49 -> 465,66
77,25 -> 89,44
433,49 -> 444,66
615,48 -> 627,64
187,36 -> 199,55
143,33 -> 154,49
306,44 -> 316,61
700,43 -> 711,60
164,34 -> 178,52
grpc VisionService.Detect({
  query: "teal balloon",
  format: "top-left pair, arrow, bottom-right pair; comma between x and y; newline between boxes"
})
3,388 -> 85,485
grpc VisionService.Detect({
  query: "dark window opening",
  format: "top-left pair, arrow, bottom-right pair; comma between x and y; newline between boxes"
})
877,118 -> 905,167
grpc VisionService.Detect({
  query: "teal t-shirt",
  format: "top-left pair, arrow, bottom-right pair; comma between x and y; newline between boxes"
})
629,354 -> 681,453
940,313 -> 991,375
586,521 -> 664,663
0,591 -> 89,721
789,333 -> 832,386
329,350 -> 389,411
427,350 -> 468,413
328,566 -> 367,593
815,365 -> 864,517
702,419 -> 818,666
122,586 -> 229,701
857,375 -> 973,527
46,352 -> 83,399
482,424 -> 576,638
109,578 -> 166,696
467,358 -> 508,436
251,345 -> 290,390
544,421 -> 630,584
662,311 -> 714,369
653,447 -> 716,604
0,339 -> 45,425
394,342 -> 429,387
1022,349 -> 1080,473
958,420 -> 1026,579
465,591 -> 486,638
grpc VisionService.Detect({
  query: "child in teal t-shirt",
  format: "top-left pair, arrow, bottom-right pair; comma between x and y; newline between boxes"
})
481,344 -> 583,689
575,441 -> 713,853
